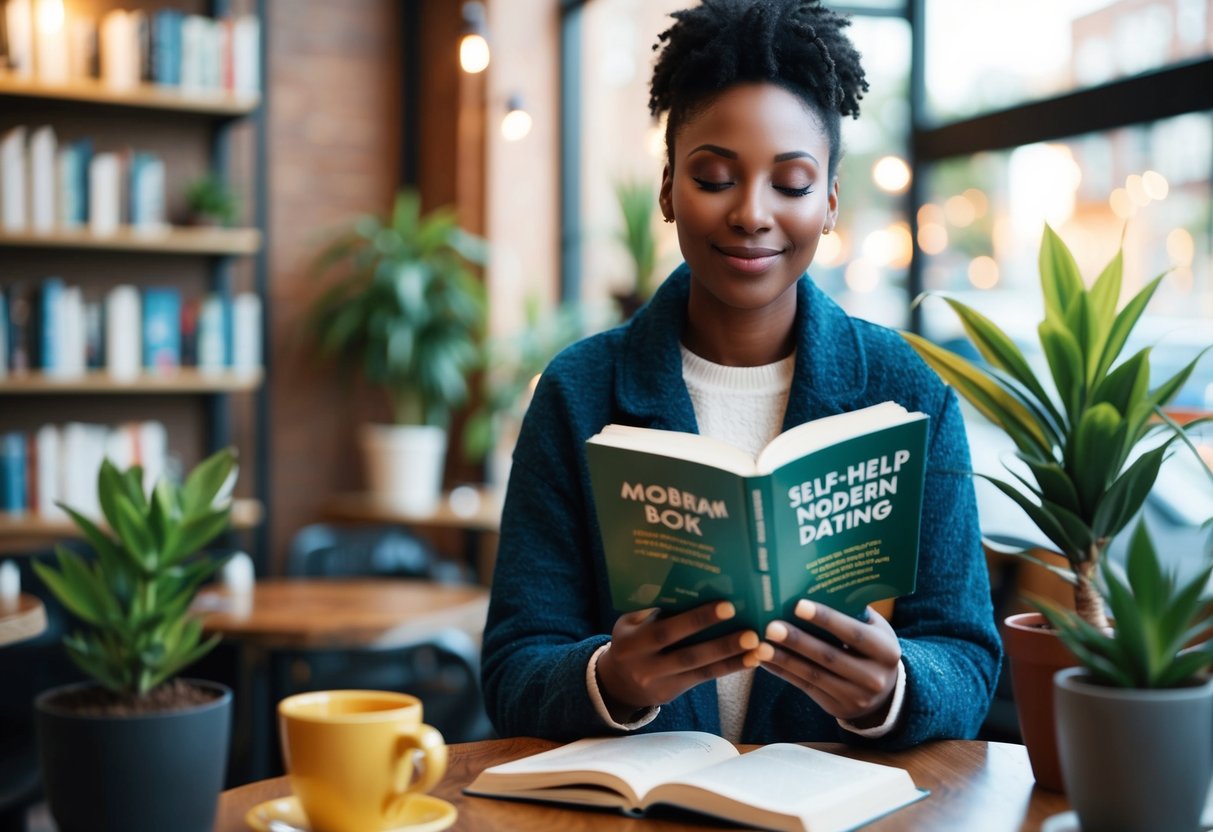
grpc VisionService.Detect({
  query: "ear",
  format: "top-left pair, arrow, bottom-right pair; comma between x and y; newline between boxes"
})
824,176 -> 840,233
659,165 -> 674,222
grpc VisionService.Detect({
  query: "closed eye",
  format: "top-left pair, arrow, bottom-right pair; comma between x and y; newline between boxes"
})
692,177 -> 731,192
776,185 -> 813,197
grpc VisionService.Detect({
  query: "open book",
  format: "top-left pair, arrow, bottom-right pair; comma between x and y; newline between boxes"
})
464,731 -> 927,832
586,401 -> 929,633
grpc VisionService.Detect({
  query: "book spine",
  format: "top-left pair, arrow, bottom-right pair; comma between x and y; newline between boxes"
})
745,476 -> 777,620
0,430 -> 27,515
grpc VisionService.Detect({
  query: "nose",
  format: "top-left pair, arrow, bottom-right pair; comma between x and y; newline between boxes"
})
727,181 -> 773,235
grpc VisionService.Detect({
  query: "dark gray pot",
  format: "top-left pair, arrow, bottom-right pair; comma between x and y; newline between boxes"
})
1054,667 -> 1213,832
35,679 -> 232,832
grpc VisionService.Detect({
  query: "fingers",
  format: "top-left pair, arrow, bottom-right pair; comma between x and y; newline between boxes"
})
648,600 -> 740,650
794,601 -> 900,665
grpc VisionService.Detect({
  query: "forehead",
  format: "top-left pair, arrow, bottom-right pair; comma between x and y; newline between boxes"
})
674,83 -> 829,160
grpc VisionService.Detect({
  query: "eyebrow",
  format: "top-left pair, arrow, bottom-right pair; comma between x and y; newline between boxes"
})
686,144 -> 819,166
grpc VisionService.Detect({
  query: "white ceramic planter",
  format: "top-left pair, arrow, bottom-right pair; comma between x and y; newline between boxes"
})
360,423 -> 447,514
1054,667 -> 1213,832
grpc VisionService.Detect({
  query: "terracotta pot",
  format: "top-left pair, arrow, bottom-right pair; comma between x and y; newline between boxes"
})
1001,612 -> 1077,792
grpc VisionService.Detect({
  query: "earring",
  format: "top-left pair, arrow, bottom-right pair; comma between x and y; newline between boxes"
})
822,226 -> 831,235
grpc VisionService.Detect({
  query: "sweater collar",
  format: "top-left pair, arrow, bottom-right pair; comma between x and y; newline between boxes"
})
615,263 -> 867,432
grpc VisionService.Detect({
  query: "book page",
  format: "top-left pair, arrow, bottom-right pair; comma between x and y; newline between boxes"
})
757,402 -> 922,474
646,744 -> 923,832
588,425 -> 759,476
468,732 -> 739,807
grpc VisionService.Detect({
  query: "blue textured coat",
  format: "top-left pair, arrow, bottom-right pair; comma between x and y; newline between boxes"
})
481,265 -> 1001,747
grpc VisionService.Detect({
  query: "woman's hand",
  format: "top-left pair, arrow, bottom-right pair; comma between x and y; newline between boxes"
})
596,601 -> 760,721
755,600 -> 901,727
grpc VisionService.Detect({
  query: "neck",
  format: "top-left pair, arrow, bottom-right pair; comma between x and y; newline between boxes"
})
682,282 -> 797,366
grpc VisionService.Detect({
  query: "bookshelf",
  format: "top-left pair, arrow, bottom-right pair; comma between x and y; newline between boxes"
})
0,0 -> 270,561
0,226 -> 262,255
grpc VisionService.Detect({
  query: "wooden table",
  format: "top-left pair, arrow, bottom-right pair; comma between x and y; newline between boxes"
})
195,578 -> 490,782
216,737 -> 1071,831
0,593 -> 46,646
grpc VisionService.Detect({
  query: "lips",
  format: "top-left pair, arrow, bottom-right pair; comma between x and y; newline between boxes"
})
713,245 -> 784,274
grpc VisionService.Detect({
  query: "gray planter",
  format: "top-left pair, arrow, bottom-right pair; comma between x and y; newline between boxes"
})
35,679 -> 232,832
1054,667 -> 1213,832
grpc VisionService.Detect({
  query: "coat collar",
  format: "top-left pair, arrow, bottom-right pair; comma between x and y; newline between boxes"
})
615,263 -> 868,432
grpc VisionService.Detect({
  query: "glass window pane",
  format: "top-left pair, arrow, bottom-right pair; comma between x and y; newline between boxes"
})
919,112 -> 1213,410
925,0 -> 1213,122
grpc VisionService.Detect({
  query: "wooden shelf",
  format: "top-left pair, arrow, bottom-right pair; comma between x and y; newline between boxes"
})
0,498 -> 264,552
324,487 -> 504,534
0,74 -> 260,116
0,368 -> 263,394
0,226 -> 262,255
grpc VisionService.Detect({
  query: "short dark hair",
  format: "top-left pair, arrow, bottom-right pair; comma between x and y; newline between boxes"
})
649,0 -> 869,179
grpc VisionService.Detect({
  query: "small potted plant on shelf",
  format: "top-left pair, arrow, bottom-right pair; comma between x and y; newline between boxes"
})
902,224 -> 1211,790
184,173 -> 240,227
32,448 -> 238,832
1040,521 -> 1213,832
305,189 -> 486,514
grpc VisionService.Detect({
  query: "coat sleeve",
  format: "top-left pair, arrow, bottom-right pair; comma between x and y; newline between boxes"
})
478,366 -> 616,741
866,387 -> 1003,748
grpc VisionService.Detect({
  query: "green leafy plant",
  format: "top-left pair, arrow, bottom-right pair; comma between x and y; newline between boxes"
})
33,449 -> 237,697
305,189 -> 487,427
902,225 -> 1211,627
463,298 -> 605,462
184,174 -> 240,226
615,179 -> 658,300
1035,522 -> 1213,688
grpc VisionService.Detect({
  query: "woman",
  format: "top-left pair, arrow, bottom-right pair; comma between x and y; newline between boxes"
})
481,0 -> 1001,747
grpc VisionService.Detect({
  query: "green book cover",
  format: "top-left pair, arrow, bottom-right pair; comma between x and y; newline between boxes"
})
586,402 -> 929,634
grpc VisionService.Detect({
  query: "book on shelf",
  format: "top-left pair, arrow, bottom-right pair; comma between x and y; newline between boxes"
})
3,0 -> 33,79
105,284 -> 140,380
0,125 -> 26,231
586,401 -> 929,635
88,151 -> 120,235
464,730 -> 927,832
28,124 -> 56,232
141,286 -> 181,372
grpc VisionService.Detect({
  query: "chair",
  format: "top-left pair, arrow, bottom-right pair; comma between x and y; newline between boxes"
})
274,524 -> 493,745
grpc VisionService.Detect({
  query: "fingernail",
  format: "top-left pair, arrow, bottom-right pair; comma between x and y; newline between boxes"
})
716,601 -> 736,620
755,643 -> 775,661
739,631 -> 759,650
766,621 -> 788,642
742,651 -> 760,668
796,599 -> 816,620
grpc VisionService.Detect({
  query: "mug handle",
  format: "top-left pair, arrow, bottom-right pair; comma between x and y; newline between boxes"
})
393,724 -> 448,797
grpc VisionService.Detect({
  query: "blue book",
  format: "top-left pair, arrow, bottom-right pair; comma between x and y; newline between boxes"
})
142,287 -> 182,372
0,432 -> 27,514
152,9 -> 183,85
38,277 -> 65,372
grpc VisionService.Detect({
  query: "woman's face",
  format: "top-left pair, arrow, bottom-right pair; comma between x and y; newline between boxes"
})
660,82 -> 838,313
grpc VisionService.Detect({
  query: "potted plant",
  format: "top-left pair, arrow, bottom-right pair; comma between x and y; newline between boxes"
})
901,224 -> 1211,789
306,189 -> 486,513
32,448 -> 238,832
183,173 -> 240,227
612,178 -> 659,319
1040,521 -> 1213,831
463,297 -> 608,486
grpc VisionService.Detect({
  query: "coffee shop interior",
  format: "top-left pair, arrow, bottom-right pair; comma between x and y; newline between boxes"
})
0,0 -> 1211,829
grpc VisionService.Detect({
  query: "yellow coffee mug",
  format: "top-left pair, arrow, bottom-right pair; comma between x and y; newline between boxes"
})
278,690 -> 448,832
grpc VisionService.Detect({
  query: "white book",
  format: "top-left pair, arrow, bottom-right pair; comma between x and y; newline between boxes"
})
88,152 -> 120,236
67,17 -> 97,80
137,420 -> 167,495
61,422 -> 107,519
27,124 -> 56,233
4,0 -> 34,78
34,423 -> 63,520
33,0 -> 68,84
58,285 -> 85,377
0,126 -> 28,231
197,293 -> 226,371
232,292 -> 261,374
179,14 -> 207,90
232,14 -> 260,95
129,153 -> 166,231
103,423 -> 135,472
105,285 -> 141,380
99,9 -> 138,90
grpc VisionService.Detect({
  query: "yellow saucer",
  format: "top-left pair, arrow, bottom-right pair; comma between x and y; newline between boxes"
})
245,793 -> 457,832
